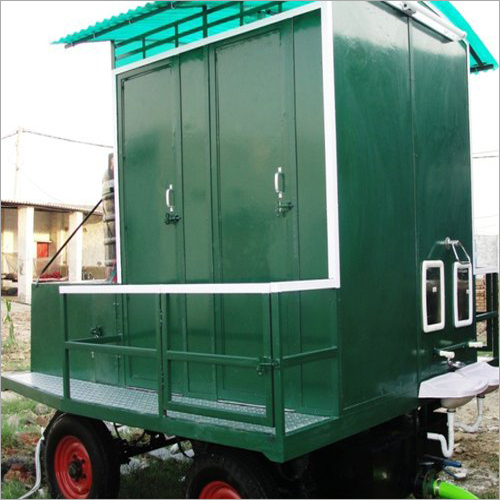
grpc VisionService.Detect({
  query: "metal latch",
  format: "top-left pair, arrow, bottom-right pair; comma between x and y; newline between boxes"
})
256,356 -> 280,376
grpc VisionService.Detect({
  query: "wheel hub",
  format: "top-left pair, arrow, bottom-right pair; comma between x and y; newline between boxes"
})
68,458 -> 84,480
54,435 -> 93,498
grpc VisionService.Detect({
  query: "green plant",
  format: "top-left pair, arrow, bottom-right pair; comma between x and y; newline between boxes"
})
1,417 -> 19,449
1,396 -> 38,416
0,480 -> 46,500
2,299 -> 16,348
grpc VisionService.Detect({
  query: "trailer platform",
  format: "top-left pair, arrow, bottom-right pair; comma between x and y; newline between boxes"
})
1,371 -> 336,462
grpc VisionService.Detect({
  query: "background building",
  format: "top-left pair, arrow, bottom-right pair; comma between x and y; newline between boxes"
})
1,128 -> 112,303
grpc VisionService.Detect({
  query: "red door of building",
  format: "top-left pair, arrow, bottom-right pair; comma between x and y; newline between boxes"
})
37,242 -> 49,259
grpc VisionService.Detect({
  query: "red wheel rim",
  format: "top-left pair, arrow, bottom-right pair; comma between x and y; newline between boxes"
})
200,480 -> 242,499
54,435 -> 93,499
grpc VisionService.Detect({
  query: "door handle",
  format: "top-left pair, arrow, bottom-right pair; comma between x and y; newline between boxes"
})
274,167 -> 293,217
164,184 -> 181,225
274,167 -> 284,199
165,184 -> 175,212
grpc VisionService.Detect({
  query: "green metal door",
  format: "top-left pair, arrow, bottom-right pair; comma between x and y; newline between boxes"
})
214,26 -> 298,284
120,62 -> 182,389
213,24 -> 297,403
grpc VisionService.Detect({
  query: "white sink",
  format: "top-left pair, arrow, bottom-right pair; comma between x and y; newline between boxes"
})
419,371 -> 489,409
456,361 -> 499,395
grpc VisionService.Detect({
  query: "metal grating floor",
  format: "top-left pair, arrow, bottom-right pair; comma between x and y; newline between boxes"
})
3,372 -> 329,434
5,372 -> 158,414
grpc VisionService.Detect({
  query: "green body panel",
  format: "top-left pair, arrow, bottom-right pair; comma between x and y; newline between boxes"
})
333,2 -> 419,409
66,292 -> 121,385
31,285 -> 122,385
31,285 -> 62,377
23,4 -> 477,463
411,21 -> 476,380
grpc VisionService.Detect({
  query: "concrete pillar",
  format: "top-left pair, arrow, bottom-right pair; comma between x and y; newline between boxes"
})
67,211 -> 83,282
55,213 -> 67,268
17,206 -> 34,303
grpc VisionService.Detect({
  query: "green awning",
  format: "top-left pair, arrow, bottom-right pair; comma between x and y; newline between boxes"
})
54,1 -> 498,72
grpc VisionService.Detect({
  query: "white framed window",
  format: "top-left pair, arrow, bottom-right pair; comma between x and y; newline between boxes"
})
422,260 -> 445,333
453,262 -> 473,328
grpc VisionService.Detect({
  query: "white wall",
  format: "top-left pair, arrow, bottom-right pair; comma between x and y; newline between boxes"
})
82,214 -> 105,268
1,208 -> 17,254
473,155 -> 499,236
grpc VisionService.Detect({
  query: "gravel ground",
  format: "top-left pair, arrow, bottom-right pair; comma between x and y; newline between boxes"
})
451,387 -> 499,498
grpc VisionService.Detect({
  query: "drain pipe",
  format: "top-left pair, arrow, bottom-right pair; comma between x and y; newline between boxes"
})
427,411 -> 455,458
455,395 -> 485,433
432,480 -> 478,499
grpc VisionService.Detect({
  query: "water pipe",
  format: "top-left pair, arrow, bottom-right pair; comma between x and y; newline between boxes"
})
432,479 -> 478,499
455,395 -> 485,433
427,411 -> 455,458
438,350 -> 456,360
19,437 -> 43,499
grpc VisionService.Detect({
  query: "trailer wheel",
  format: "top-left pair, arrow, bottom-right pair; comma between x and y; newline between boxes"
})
44,413 -> 120,499
186,449 -> 279,499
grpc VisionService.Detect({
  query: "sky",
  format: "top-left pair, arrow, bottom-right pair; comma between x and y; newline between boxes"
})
1,1 -> 147,145
1,1 -> 499,236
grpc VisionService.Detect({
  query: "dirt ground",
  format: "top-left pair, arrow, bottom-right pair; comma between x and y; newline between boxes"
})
1,299 -> 499,498
452,389 -> 500,498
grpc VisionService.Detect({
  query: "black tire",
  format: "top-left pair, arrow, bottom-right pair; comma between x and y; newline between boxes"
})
186,448 -> 280,499
44,413 -> 120,499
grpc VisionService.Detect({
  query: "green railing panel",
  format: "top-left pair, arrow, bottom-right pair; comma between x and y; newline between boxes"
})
60,289 -> 338,438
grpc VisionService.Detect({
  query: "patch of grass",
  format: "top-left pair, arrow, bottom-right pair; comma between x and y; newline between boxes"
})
0,479 -> 45,499
1,397 -> 38,416
1,418 -> 20,449
1,395 -> 50,457
1,479 -> 29,499
119,457 -> 190,499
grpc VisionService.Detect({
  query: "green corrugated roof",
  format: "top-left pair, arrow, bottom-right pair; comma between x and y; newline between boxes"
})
54,1 -> 498,73
54,2 -> 224,44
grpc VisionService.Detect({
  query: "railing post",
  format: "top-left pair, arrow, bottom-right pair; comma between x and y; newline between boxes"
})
271,293 -> 285,440
262,294 -> 274,426
164,294 -> 172,414
239,2 -> 244,26
60,293 -> 70,400
202,6 -> 208,37
491,273 -> 499,358
156,294 -> 165,417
